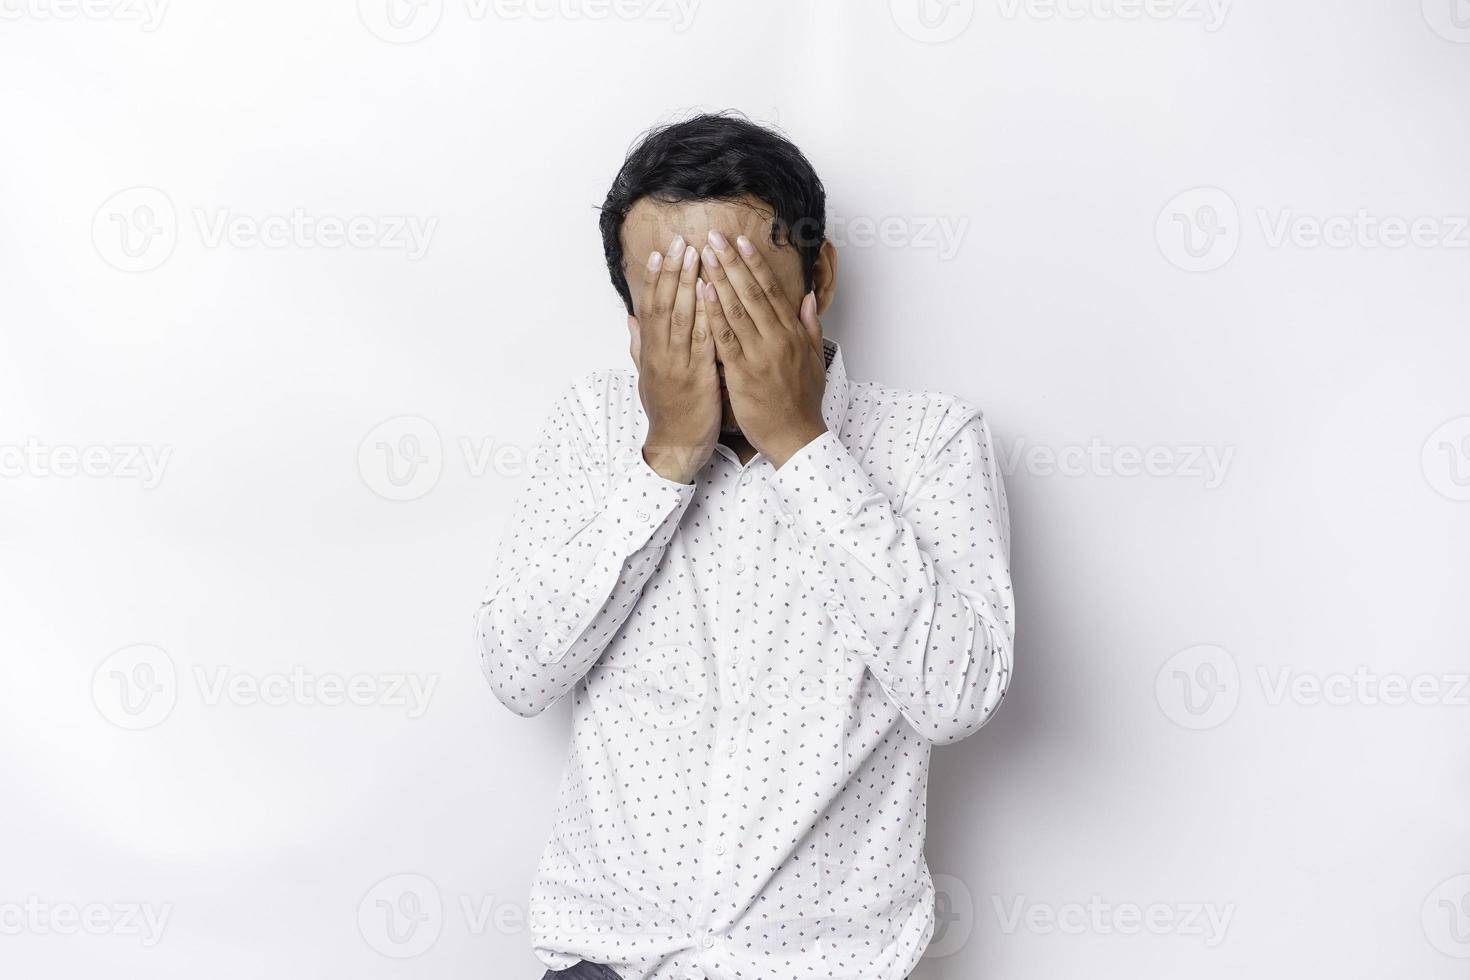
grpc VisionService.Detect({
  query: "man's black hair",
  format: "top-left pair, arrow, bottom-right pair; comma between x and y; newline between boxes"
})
599,112 -> 827,315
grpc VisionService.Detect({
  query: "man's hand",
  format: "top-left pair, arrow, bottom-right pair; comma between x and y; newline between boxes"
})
700,230 -> 827,469
631,236 -> 721,484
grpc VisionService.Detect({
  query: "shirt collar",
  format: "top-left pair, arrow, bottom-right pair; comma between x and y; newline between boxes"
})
821,338 -> 850,438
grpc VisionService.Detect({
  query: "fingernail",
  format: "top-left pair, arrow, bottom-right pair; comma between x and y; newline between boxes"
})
705,282 -> 718,303
683,244 -> 697,270
736,236 -> 755,257
708,230 -> 728,251
802,291 -> 816,319
668,235 -> 685,259
647,251 -> 662,272
697,276 -> 706,292
702,245 -> 721,269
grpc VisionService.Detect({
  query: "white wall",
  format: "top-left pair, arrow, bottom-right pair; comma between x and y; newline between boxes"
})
3,1 -> 1468,976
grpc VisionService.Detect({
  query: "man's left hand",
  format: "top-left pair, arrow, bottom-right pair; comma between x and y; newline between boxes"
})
700,230 -> 828,469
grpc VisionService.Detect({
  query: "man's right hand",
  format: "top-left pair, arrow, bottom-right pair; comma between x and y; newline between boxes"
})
629,235 -> 720,484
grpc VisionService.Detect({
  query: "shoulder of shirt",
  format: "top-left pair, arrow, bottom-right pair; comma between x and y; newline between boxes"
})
563,367 -> 637,402
545,369 -> 639,444
846,378 -> 989,454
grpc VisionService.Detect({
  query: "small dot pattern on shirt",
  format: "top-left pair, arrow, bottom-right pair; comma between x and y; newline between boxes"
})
477,343 -> 1014,980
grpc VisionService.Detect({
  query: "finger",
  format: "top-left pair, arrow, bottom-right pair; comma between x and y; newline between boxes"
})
799,291 -> 823,354
701,243 -> 758,349
639,235 -> 687,349
702,278 -> 743,364
636,247 -> 662,325
734,234 -> 799,333
691,276 -> 713,367
669,244 -> 699,361
627,314 -> 641,368
707,230 -> 778,335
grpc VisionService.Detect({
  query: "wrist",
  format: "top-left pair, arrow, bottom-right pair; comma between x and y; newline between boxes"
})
764,421 -> 828,470
642,441 -> 705,485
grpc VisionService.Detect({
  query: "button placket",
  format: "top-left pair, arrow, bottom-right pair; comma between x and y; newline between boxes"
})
700,459 -> 746,949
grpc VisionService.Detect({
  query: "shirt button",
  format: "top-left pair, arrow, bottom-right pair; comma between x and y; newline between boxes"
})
733,557 -> 746,574
714,842 -> 726,855
726,740 -> 738,755
635,509 -> 650,523
702,934 -> 715,949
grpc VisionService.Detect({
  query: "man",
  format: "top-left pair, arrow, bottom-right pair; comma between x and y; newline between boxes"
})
477,113 -> 1014,980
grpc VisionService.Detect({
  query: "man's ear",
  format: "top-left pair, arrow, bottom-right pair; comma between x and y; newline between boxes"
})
813,239 -> 838,316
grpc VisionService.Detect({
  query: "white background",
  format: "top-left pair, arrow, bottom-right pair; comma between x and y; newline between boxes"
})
3,0 -> 1469,977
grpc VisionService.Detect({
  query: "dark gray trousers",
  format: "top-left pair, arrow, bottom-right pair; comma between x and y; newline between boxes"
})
543,963 -> 915,978
542,963 -> 623,980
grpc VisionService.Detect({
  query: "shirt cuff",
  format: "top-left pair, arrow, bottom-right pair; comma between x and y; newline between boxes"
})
603,452 -> 695,554
768,431 -> 883,543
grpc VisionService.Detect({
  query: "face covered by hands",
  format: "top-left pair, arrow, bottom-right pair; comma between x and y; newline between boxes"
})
623,197 -> 837,477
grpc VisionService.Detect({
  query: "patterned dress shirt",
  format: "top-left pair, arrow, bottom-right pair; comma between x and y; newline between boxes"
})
477,341 -> 1014,980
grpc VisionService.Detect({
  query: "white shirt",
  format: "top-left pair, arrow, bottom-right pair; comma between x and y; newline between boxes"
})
476,342 -> 1014,980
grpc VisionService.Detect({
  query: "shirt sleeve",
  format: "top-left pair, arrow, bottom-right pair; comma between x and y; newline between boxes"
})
475,377 -> 695,717
767,417 -> 1014,744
